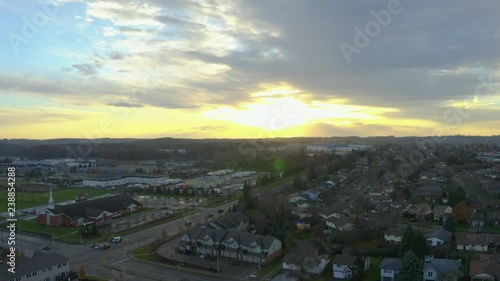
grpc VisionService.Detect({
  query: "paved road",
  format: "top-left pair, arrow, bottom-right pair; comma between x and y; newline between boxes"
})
1,201 -> 236,281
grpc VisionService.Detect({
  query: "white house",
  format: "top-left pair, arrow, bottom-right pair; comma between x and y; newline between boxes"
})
381,258 -> 460,281
332,255 -> 370,279
433,205 -> 453,221
318,207 -> 343,220
326,218 -> 354,232
456,233 -> 489,252
0,252 -> 71,281
380,258 -> 403,281
426,229 -> 452,247
384,226 -> 406,245
423,258 -> 461,281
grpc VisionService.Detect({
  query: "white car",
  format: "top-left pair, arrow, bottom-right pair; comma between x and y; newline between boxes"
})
111,236 -> 122,244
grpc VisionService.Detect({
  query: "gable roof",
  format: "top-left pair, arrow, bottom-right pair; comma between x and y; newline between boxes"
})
456,233 -> 489,246
380,258 -> 402,271
48,194 -> 141,220
433,205 -> 451,213
208,211 -> 249,230
424,259 -> 460,275
332,255 -> 367,266
469,255 -> 500,279
0,252 -> 69,279
426,229 -> 452,241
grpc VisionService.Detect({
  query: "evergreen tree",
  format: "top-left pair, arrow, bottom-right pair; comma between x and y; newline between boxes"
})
443,215 -> 456,234
349,256 -> 366,281
400,225 -> 414,256
397,250 -> 422,281
413,230 -> 429,259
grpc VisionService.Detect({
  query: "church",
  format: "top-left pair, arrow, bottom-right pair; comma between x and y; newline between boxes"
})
36,190 -> 143,227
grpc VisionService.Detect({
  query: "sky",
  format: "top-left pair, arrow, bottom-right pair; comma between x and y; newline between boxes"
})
0,0 -> 499,139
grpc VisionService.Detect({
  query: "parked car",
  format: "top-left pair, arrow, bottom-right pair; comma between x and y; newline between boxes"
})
42,245 -> 51,251
101,244 -> 111,250
111,236 -> 122,244
93,244 -> 103,249
90,243 -> 98,248
199,253 -> 207,259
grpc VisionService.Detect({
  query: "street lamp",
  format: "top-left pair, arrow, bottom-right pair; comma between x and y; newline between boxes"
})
176,262 -> 184,279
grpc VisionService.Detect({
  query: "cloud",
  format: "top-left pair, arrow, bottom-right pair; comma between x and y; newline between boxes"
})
72,63 -> 99,76
108,101 -> 144,108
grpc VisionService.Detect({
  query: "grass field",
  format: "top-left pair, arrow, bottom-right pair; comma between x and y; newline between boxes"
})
0,188 -> 117,212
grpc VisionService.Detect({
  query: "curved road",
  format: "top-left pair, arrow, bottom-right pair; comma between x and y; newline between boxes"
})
2,201 -> 237,281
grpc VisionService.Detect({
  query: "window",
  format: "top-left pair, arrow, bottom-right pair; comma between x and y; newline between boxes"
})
427,271 -> 433,277
383,269 -> 391,273
63,262 -> 67,266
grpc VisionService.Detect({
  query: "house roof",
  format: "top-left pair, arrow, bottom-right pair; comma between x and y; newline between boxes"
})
380,258 -> 402,271
48,194 -> 141,221
456,233 -> 489,246
424,258 -> 460,275
385,226 -> 407,237
426,229 -> 452,241
417,186 -> 442,196
469,255 -> 500,279
487,211 -> 500,220
433,205 -> 451,213
208,211 -> 249,230
0,252 -> 69,279
332,255 -> 367,266
184,225 -> 279,250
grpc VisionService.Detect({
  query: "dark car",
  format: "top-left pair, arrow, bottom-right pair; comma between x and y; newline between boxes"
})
101,244 -> 111,250
42,245 -> 51,251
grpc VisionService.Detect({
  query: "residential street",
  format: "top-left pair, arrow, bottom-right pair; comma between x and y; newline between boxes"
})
1,201 -> 237,281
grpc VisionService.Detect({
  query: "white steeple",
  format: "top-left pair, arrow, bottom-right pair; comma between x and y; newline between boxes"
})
48,188 -> 55,209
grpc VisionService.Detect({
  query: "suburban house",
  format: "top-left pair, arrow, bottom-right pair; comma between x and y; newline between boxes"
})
37,194 -> 142,227
282,253 -> 330,278
416,186 -> 443,201
426,229 -> 452,247
469,254 -> 500,281
207,211 -> 249,231
380,258 -> 460,281
326,218 -> 354,232
0,252 -> 71,281
471,213 -> 486,230
433,205 -> 453,221
318,207 -> 344,220
405,203 -> 433,220
332,255 -> 370,279
384,226 -> 406,245
179,225 -> 282,265
456,233 -> 489,252
380,258 -> 402,281
487,211 -> 500,226
291,207 -> 313,219
369,183 -> 394,196
423,258 -> 461,281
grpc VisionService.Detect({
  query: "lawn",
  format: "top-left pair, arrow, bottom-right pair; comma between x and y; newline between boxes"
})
132,243 -> 157,262
0,188 -> 117,212
0,208 -> 196,244
366,256 -> 383,281
258,256 -> 284,279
